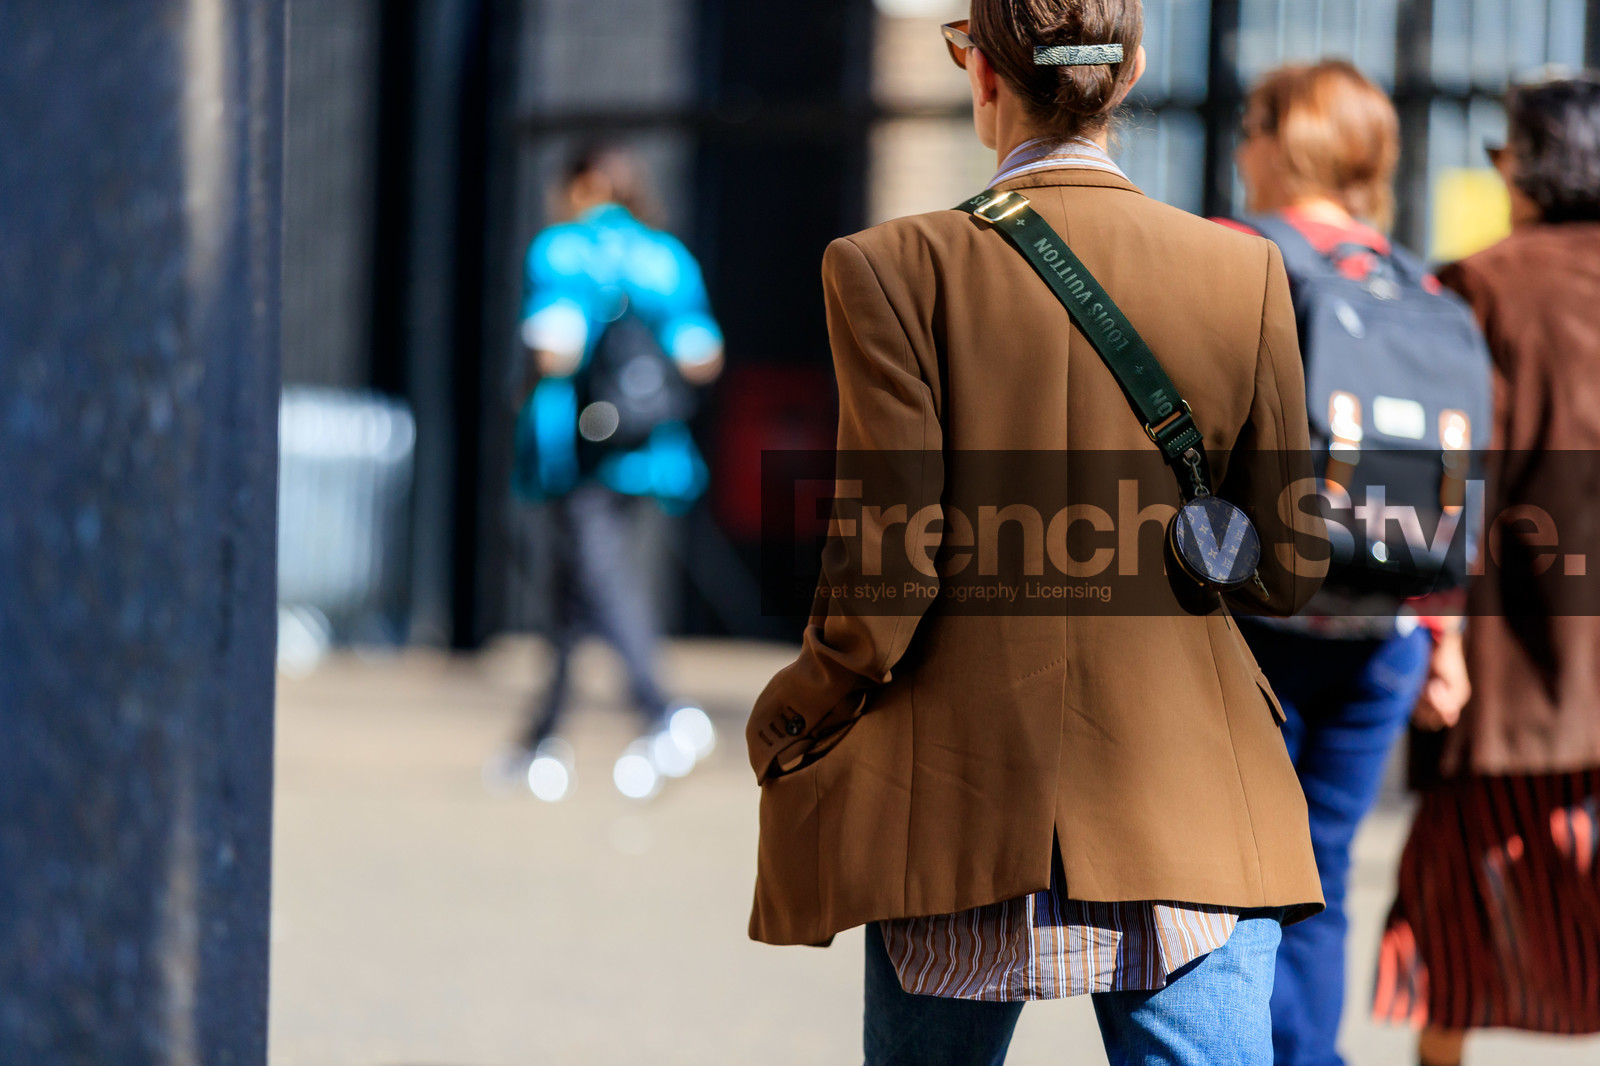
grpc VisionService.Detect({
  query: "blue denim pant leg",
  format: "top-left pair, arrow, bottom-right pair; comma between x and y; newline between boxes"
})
862,922 -> 1023,1066
864,915 -> 1281,1066
1092,909 -> 1284,1066
1242,625 -> 1432,1066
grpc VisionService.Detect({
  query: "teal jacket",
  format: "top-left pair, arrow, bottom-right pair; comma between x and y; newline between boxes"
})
516,203 -> 721,509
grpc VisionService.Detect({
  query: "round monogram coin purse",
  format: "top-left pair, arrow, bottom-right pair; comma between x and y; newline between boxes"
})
1168,496 -> 1263,592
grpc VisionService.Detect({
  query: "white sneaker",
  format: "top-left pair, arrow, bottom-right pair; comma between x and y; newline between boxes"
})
650,728 -> 696,779
613,738 -> 662,800
667,703 -> 717,761
527,738 -> 576,802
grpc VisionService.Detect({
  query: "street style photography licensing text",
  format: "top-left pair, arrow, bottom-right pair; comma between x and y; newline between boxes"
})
758,450 -> 1598,617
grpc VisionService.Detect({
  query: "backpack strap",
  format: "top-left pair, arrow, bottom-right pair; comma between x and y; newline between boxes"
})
1382,243 -> 1434,287
1240,214 -> 1335,281
1245,214 -> 1432,288
958,188 -> 1213,499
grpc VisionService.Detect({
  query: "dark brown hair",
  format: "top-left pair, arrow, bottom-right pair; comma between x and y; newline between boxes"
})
1506,76 -> 1600,224
1242,61 -> 1400,228
970,0 -> 1145,143
559,142 -> 661,225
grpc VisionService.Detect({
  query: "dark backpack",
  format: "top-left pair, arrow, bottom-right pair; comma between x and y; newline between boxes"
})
573,313 -> 696,469
1246,216 -> 1492,598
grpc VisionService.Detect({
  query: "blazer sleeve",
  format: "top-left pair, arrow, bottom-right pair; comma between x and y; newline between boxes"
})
1220,240 -> 1328,616
744,236 -> 945,783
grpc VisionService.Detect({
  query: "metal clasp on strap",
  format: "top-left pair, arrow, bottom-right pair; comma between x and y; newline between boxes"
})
1180,447 -> 1211,499
1143,400 -> 1193,444
973,190 -> 1029,223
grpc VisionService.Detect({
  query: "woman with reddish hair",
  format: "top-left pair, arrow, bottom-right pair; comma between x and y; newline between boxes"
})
1225,61 -> 1461,1066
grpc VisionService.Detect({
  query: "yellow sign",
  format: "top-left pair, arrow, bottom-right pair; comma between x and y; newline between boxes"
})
1430,167 -> 1511,263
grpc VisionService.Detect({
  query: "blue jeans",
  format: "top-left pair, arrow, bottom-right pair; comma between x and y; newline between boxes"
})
863,911 -> 1285,1065
1241,623 -> 1432,1066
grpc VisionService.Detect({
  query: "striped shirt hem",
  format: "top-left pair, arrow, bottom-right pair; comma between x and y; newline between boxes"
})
881,885 -> 1239,1002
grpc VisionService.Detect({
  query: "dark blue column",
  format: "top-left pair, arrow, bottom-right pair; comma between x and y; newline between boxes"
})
1588,0 -> 1600,71
1201,0 -> 1243,219
691,0 -> 875,365
369,0 -> 522,649
1393,0 -> 1437,255
0,2 -> 283,1063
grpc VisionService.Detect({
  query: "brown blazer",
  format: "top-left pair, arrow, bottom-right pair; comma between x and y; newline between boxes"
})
1438,223 -> 1600,778
745,168 -> 1327,947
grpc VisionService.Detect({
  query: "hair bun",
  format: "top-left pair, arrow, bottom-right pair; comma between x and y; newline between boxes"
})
1053,65 -> 1116,117
971,0 -> 1142,142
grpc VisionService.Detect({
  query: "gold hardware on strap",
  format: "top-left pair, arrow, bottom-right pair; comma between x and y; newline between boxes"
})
973,190 -> 1029,223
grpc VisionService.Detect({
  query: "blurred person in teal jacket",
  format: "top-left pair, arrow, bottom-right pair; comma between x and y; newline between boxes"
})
503,145 -> 722,802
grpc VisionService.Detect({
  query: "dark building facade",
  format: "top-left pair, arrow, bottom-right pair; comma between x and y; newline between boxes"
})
278,0 -> 1600,648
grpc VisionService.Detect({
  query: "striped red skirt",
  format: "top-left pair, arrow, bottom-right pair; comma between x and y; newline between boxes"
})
1373,768 -> 1600,1033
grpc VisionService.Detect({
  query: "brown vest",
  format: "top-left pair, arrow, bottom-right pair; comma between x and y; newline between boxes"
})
1439,224 -> 1600,778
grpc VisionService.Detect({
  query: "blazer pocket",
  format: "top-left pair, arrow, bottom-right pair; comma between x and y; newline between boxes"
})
1255,669 -> 1288,725
765,698 -> 868,781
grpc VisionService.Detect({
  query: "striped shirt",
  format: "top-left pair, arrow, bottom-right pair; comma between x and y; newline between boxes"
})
989,135 -> 1129,186
883,140 -> 1239,1003
881,863 -> 1238,1001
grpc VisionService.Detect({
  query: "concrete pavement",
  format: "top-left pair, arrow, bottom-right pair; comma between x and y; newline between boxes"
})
269,638 -> 1600,1065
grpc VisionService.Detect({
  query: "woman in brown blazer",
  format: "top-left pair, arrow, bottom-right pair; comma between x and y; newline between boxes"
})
1373,76 -> 1600,1066
745,2 -> 1325,1062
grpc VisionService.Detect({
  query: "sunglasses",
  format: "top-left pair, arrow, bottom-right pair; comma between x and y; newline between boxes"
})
942,19 -> 977,70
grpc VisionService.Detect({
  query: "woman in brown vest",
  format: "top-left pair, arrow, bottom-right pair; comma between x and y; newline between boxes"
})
742,2 -> 1327,1063
1373,76 -> 1600,1065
